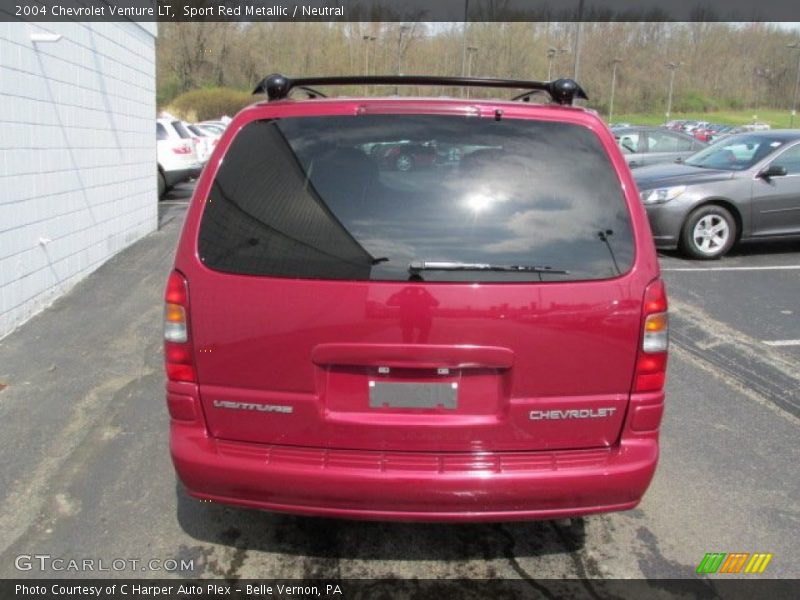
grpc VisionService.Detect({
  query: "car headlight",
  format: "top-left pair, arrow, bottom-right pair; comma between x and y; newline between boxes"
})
640,185 -> 686,205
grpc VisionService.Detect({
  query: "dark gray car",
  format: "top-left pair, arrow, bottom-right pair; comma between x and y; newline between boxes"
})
634,130 -> 800,259
614,126 -> 706,169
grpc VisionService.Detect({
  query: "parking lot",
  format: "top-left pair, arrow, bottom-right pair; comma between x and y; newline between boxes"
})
0,182 -> 797,585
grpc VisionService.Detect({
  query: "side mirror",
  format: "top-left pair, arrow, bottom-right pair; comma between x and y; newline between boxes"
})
758,165 -> 787,179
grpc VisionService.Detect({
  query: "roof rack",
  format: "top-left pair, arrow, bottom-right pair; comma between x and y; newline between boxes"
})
252,74 -> 588,106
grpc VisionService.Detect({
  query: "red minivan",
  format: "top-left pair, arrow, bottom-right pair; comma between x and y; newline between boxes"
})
164,75 -> 668,522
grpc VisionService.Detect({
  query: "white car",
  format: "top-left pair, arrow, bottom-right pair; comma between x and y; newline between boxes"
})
742,122 -> 771,132
187,124 -> 218,162
157,119 -> 203,199
198,121 -> 227,135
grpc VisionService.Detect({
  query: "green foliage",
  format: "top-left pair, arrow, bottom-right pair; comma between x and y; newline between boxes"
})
156,76 -> 182,109
156,23 -> 800,117
673,91 -> 718,113
719,97 -> 745,111
165,87 -> 254,121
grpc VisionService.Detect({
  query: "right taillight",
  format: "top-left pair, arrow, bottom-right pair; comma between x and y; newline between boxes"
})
634,279 -> 668,393
171,144 -> 192,155
164,270 -> 196,383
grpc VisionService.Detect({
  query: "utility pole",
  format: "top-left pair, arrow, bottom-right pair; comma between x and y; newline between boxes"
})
466,46 -> 478,98
547,47 -> 556,80
460,0 -> 470,96
396,25 -> 410,95
546,46 -> 567,80
573,0 -> 585,81
789,42 -> 800,128
665,62 -> 681,124
363,35 -> 376,95
609,58 -> 622,124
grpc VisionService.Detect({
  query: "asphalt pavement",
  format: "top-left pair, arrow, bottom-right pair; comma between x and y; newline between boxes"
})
0,183 -> 797,587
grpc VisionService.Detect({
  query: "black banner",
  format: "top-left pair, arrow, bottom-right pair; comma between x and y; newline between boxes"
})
3,579 -> 799,600
3,0 -> 800,22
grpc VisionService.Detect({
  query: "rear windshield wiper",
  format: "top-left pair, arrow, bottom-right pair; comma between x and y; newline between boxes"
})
409,261 -> 569,274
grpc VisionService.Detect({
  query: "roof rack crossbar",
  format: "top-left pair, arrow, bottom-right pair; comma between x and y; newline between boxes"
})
253,74 -> 588,106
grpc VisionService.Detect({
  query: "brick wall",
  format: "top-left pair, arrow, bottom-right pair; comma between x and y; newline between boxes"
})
0,21 -> 157,339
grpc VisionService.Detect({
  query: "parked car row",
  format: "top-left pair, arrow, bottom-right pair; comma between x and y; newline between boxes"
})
666,119 -> 770,142
610,119 -> 799,259
613,125 -> 706,169
156,117 -> 229,199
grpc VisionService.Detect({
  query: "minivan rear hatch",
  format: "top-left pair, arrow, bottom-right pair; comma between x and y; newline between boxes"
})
185,108 -> 644,453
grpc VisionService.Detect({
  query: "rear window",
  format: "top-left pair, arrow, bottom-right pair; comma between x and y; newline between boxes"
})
172,121 -> 192,139
156,123 -> 168,140
198,114 -> 634,282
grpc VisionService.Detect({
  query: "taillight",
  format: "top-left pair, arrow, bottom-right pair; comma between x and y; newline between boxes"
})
164,270 -> 196,382
634,279 -> 668,393
171,144 -> 192,155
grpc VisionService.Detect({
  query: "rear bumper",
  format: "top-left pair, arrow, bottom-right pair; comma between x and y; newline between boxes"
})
170,421 -> 660,522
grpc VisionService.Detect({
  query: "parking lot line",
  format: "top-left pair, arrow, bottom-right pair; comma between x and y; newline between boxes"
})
662,265 -> 800,272
763,340 -> 800,347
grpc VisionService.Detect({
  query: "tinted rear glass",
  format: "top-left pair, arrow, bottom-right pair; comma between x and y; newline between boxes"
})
198,115 -> 634,282
172,121 -> 192,139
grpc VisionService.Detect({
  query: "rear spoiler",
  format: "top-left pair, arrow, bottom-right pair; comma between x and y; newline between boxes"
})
252,74 -> 588,106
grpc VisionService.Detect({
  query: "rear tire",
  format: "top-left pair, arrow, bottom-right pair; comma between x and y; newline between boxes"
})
158,171 -> 166,200
680,205 -> 736,259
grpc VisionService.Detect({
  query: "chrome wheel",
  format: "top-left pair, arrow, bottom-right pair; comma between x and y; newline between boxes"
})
691,214 -> 730,255
681,205 -> 737,260
395,154 -> 413,171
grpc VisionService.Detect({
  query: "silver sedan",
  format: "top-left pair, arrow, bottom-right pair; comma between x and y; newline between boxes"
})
633,131 -> 800,259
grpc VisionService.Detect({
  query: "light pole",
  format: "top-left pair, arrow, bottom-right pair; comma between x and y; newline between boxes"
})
789,41 -> 800,127
546,46 -> 567,80
466,46 -> 478,98
573,0 -> 585,81
363,35 -> 376,95
608,58 -> 622,124
547,47 -> 556,80
461,0 -> 470,96
665,61 -> 681,124
396,25 -> 410,95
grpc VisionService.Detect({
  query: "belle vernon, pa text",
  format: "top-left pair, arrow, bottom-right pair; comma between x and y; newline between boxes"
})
16,583 -> 343,597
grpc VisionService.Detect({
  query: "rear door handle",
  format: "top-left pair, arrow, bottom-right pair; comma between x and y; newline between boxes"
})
312,343 -> 515,370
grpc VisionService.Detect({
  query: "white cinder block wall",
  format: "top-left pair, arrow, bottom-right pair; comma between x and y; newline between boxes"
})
0,21 -> 158,339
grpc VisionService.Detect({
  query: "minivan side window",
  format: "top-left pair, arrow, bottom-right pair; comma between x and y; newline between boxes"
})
198,115 -> 635,282
156,123 -> 168,140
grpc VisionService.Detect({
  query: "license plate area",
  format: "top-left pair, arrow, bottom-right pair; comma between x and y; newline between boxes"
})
369,380 -> 459,410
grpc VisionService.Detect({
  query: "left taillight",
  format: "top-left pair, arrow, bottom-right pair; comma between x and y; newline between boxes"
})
164,270 -> 196,383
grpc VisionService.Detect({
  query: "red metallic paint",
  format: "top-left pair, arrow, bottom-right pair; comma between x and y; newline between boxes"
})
165,97 -> 666,521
